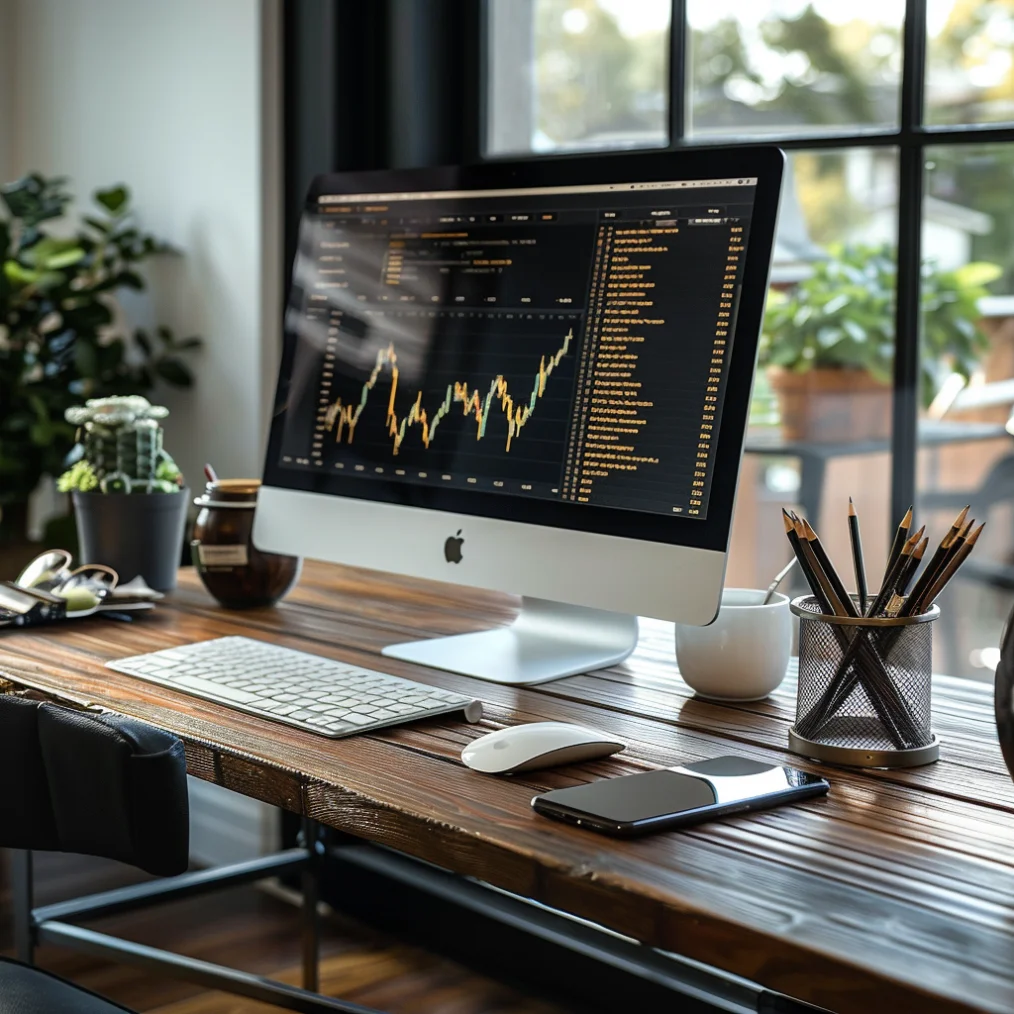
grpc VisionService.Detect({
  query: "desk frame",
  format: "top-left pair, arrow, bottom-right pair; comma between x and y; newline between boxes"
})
9,812 -> 376,1014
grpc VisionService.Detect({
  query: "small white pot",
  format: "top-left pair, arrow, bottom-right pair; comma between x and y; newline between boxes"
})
674,588 -> 792,702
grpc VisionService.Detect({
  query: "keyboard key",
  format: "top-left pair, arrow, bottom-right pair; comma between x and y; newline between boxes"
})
172,675 -> 259,704
344,714 -> 374,726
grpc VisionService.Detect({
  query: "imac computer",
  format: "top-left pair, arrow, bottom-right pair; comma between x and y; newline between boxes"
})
255,147 -> 784,685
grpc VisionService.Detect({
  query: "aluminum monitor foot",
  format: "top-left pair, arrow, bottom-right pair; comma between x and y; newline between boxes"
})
382,597 -> 639,685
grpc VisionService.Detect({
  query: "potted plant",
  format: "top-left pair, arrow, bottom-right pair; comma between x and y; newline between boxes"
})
57,396 -> 188,591
760,243 -> 1000,442
0,173 -> 200,545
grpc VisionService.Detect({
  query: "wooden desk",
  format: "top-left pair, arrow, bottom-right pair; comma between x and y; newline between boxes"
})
1,562 -> 1012,1014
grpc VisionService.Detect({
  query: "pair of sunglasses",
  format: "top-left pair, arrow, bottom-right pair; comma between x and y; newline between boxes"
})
17,551 -> 119,602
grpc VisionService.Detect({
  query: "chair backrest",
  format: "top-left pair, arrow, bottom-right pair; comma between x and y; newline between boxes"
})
0,694 -> 189,876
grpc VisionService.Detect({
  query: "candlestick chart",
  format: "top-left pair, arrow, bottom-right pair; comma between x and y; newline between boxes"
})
323,327 -> 574,455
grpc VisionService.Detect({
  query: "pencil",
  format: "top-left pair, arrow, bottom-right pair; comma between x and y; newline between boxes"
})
785,512 -> 846,615
899,505 -> 970,617
898,537 -> 928,596
949,505 -> 972,542
915,522 -> 984,613
848,498 -> 868,614
866,528 -> 921,618
885,536 -> 928,617
802,518 -> 859,617
783,512 -> 832,613
883,505 -> 913,588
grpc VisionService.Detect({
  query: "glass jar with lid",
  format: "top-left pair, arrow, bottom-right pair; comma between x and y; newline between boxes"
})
192,479 -> 301,608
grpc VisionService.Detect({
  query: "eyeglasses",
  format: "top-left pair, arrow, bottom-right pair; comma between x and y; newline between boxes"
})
17,553 -> 119,602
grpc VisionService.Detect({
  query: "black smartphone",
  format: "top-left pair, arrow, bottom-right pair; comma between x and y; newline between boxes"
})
532,756 -> 829,837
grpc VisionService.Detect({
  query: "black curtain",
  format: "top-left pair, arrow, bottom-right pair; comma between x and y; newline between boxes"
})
283,0 -> 481,271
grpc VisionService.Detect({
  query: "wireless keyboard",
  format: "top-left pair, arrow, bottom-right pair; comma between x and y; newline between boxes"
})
107,636 -> 483,738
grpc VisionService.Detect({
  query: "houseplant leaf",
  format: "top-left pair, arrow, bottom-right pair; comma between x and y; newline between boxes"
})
94,185 -> 129,214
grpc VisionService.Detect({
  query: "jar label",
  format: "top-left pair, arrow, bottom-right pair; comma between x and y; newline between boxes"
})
198,544 -> 249,567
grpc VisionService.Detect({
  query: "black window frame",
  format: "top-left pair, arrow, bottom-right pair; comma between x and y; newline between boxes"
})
283,0 -> 1014,527
479,0 -> 1014,525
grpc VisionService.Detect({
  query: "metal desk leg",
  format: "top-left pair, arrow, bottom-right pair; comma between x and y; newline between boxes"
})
301,818 -> 323,993
12,849 -> 34,964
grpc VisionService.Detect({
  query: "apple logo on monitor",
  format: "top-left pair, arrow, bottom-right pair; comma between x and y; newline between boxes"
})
444,530 -> 464,564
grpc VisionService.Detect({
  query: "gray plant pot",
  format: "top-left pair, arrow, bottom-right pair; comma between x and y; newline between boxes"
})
73,489 -> 190,592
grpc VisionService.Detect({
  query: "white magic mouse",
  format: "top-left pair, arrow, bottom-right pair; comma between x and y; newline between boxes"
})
461,722 -> 625,774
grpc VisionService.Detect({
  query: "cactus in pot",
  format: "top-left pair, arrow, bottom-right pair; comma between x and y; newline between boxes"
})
57,396 -> 189,591
58,396 -> 183,495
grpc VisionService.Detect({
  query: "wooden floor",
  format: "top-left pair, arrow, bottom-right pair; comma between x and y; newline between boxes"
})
0,851 -> 572,1014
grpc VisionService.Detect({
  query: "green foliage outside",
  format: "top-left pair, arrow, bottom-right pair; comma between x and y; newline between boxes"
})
0,174 -> 201,510
760,244 -> 1002,407
533,0 -> 668,146
691,9 -> 897,132
530,3 -> 1014,290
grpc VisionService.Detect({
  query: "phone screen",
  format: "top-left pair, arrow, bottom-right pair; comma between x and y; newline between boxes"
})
532,756 -> 827,835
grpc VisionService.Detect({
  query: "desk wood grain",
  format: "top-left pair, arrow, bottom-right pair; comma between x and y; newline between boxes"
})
1,562 -> 1012,1014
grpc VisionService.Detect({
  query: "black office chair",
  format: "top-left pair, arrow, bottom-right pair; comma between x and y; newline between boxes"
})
0,692 -> 189,1014
0,691 -> 365,1014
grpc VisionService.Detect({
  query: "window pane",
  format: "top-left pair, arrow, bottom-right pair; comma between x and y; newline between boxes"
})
917,144 -> 1014,680
688,1 -> 904,137
730,148 -> 898,595
485,0 -> 670,155
927,1 -> 1014,125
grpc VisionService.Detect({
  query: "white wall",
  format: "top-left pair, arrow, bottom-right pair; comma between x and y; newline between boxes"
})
7,0 -> 281,486
2,0 -> 283,861
0,0 -> 17,182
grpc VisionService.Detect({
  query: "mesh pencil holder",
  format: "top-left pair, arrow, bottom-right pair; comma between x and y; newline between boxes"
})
788,596 -> 940,768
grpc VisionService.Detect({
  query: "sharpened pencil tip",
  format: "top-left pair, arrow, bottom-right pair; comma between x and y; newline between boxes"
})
954,505 -> 971,528
848,497 -> 856,516
906,524 -> 926,549
914,537 -> 929,559
782,512 -> 795,534
802,518 -> 818,540
901,506 -> 913,528
968,522 -> 985,545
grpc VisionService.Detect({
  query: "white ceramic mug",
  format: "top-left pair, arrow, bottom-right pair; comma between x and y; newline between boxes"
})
674,588 -> 792,701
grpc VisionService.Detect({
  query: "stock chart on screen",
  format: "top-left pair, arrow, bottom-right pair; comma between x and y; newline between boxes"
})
278,177 -> 756,519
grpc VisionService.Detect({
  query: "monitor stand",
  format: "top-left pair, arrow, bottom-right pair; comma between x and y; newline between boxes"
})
382,597 -> 639,685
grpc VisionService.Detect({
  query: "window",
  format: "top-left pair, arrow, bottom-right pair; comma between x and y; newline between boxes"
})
487,1 -> 1014,680
687,0 -> 905,136
927,0 -> 1014,125
486,0 -> 671,154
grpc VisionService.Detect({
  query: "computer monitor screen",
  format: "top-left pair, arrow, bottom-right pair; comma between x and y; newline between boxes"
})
269,162 -> 772,540
259,149 -> 782,644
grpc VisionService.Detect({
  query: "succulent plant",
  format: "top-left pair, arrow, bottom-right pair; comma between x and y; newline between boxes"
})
57,395 -> 183,494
